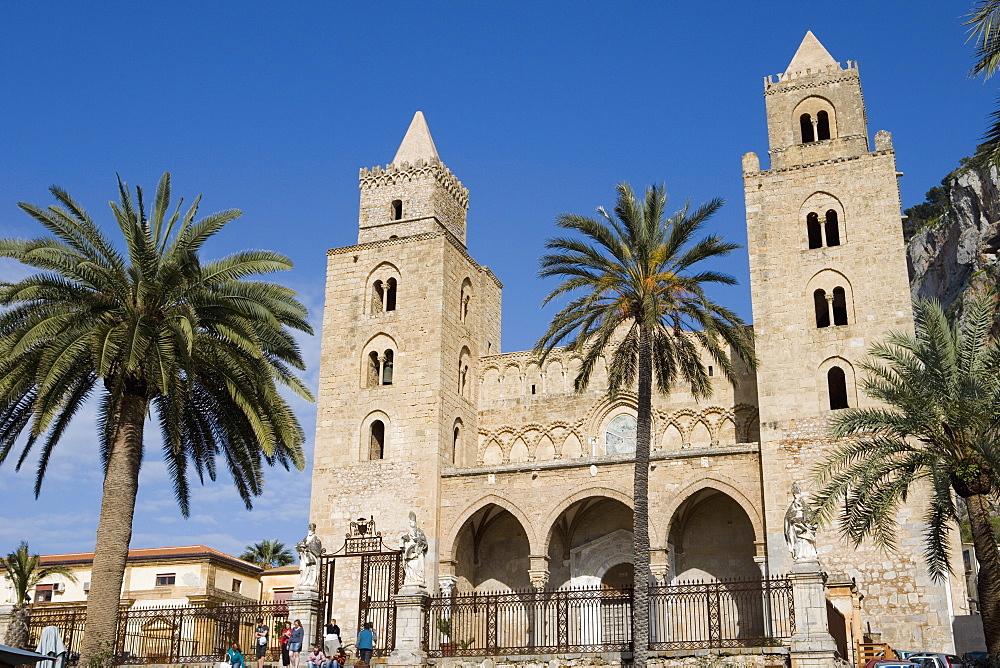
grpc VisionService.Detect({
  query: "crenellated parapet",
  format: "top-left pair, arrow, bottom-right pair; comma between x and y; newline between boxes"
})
359,157 -> 470,210
764,60 -> 859,94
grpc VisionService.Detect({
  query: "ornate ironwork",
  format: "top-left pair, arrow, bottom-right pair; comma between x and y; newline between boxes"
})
424,576 -> 795,657
27,603 -> 288,665
316,519 -> 402,656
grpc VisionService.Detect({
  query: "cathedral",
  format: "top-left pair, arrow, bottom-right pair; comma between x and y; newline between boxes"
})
308,32 -> 964,653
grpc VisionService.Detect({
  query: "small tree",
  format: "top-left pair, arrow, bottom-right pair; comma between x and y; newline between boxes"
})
240,540 -> 295,570
812,294 -> 1000,654
1,541 -> 77,648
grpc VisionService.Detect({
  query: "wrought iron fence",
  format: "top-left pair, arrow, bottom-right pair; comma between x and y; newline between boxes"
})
648,576 -> 794,651
424,576 -> 794,657
27,602 -> 289,665
425,586 -> 631,657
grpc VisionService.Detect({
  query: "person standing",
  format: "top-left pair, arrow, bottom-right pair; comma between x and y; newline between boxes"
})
324,619 -> 341,656
280,621 -> 293,668
288,619 -> 305,668
356,622 -> 376,665
254,619 -> 269,668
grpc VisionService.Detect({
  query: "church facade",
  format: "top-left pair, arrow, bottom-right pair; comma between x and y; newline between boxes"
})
309,33 -> 965,652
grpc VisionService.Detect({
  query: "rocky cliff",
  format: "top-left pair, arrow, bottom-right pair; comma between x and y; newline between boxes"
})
907,159 -> 1000,314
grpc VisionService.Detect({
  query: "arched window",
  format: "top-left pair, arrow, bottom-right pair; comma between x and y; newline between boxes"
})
367,351 -> 380,387
452,420 -> 462,464
816,110 -> 831,141
824,210 -> 840,247
385,278 -> 397,311
382,349 -> 394,385
458,346 -> 471,397
460,278 -> 473,323
832,287 -> 848,326
800,113 -> 815,143
828,367 -> 849,410
807,212 -> 823,249
814,289 -> 830,328
605,414 -> 637,456
370,420 -> 385,460
371,280 -> 384,315
391,199 -> 403,221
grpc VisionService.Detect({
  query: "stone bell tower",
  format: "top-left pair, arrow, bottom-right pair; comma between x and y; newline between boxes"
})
309,111 -> 501,624
743,33 -> 959,649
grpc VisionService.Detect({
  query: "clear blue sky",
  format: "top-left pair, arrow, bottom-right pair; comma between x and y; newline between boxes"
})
0,1 -> 993,560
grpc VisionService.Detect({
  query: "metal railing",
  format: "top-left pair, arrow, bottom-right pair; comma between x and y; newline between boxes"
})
648,576 -> 794,651
424,576 -> 794,657
27,602 -> 289,665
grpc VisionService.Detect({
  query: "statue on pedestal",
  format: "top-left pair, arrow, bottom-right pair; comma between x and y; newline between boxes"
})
400,511 -> 428,588
296,523 -> 323,590
784,483 -> 818,562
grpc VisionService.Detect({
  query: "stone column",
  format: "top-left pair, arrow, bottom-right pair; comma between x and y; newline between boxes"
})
788,560 -> 837,668
528,555 -> 550,589
288,588 -> 323,650
649,549 -> 669,585
388,584 -> 430,668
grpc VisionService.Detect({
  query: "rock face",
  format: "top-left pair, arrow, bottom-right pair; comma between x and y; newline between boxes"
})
908,161 -> 1000,312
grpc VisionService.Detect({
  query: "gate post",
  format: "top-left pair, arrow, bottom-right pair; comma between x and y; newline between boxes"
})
788,561 -> 837,668
288,589 -> 323,651
387,585 -> 429,668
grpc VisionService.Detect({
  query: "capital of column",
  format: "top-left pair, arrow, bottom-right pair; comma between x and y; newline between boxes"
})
649,548 -> 669,585
528,555 -> 550,589
438,574 -> 458,597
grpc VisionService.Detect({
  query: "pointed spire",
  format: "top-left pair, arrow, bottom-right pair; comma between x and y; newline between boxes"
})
392,111 -> 439,166
785,31 -> 838,74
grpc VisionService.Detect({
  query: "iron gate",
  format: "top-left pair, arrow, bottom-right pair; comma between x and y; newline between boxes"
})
319,517 -> 402,657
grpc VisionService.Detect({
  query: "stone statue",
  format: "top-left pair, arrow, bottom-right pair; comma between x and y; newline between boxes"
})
400,511 -> 428,587
296,522 -> 323,589
784,483 -> 818,562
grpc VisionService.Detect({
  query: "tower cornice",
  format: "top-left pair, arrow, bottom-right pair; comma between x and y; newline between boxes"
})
359,157 -> 470,210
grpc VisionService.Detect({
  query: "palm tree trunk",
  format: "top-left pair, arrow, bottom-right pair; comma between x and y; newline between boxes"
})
966,493 -> 1000,655
80,392 -> 147,666
632,324 -> 652,667
4,603 -> 30,649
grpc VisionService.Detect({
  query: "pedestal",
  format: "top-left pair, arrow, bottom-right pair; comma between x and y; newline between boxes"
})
288,588 -> 322,650
788,561 -> 838,668
387,585 -> 429,668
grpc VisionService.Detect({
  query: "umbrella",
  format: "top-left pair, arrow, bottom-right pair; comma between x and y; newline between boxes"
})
0,644 -> 52,668
33,627 -> 66,668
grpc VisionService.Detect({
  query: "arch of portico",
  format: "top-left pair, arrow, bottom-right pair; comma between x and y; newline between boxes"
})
657,475 -> 763,546
442,494 -> 537,593
663,478 -> 762,584
443,493 -> 538,562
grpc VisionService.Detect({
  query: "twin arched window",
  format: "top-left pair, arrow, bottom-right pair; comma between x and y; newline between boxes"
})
458,347 -> 471,397
799,110 -> 831,143
367,349 -> 394,386
372,278 -> 397,314
807,210 -> 840,249
813,287 -> 849,328
460,278 -> 473,323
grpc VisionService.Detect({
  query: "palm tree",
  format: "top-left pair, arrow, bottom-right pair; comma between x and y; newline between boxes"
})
241,540 -> 295,570
965,1 -> 1000,163
811,295 -> 1000,654
534,183 -> 756,666
0,173 -> 313,663
1,542 -> 78,649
